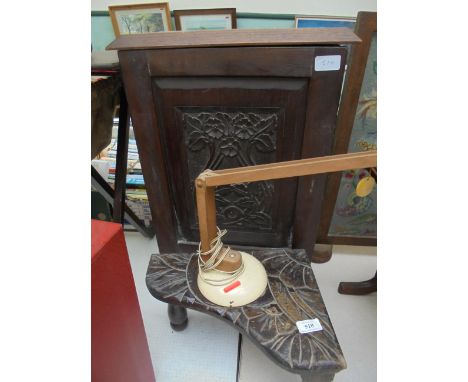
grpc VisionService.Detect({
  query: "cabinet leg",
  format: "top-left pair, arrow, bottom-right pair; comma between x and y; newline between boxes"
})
338,271 -> 377,295
311,244 -> 333,263
301,373 -> 334,382
168,304 -> 188,331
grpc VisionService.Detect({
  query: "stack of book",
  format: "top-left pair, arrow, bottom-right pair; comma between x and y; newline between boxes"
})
106,139 -> 145,190
95,128 -> 152,228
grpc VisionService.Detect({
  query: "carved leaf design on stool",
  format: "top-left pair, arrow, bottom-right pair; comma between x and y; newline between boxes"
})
182,109 -> 280,230
146,253 -> 191,303
146,249 -> 346,374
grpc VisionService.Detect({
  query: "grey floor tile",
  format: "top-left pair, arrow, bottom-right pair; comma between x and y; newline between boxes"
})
125,232 -> 239,382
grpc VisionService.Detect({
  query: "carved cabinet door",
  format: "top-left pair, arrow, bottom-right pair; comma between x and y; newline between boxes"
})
153,76 -> 308,247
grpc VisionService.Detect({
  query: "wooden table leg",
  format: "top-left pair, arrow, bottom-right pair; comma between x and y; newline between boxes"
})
338,271 -> 377,295
113,85 -> 130,224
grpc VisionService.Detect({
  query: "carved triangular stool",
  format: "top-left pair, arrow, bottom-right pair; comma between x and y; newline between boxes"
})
147,248 -> 345,381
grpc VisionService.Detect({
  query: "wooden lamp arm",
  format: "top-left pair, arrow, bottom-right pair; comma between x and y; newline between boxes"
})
195,150 -> 377,252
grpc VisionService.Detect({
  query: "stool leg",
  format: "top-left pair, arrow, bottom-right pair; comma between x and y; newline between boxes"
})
168,304 -> 188,331
301,373 -> 335,382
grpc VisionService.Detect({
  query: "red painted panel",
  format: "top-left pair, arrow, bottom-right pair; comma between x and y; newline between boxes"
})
91,220 -> 155,382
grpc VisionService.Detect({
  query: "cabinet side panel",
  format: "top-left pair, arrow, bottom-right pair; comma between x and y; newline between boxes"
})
293,46 -> 348,258
118,50 -> 179,253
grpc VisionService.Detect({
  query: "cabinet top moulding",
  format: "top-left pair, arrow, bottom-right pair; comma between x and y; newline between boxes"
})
106,28 -> 360,51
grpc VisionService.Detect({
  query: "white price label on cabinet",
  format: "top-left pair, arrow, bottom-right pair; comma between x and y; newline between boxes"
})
314,55 -> 341,71
296,318 -> 323,334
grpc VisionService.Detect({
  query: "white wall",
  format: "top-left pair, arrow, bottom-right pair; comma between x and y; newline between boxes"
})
92,0 -> 376,18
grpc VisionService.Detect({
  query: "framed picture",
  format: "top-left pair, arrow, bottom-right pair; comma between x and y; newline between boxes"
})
109,2 -> 172,37
173,8 -> 237,31
295,15 -> 355,30
317,12 -> 377,247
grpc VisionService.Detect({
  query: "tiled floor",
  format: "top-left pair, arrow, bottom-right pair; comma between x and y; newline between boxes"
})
125,232 -> 376,382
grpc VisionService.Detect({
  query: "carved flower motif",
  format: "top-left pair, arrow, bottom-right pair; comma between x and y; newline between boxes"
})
219,136 -> 240,157
205,116 -> 225,139
233,114 -> 256,139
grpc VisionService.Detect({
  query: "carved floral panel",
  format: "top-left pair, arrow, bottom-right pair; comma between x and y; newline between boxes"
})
179,108 -> 281,231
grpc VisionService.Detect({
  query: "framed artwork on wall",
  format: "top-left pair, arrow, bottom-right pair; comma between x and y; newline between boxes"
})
108,2 -> 172,37
295,15 -> 355,30
317,11 -> 377,248
173,8 -> 237,31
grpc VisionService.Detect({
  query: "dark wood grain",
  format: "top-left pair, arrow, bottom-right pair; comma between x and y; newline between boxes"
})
338,272 -> 377,295
147,46 -> 319,78
293,47 -> 348,261
317,12 -> 377,247
118,50 -> 179,253
174,8 -> 237,30
107,28 -> 360,51
319,236 -> 376,246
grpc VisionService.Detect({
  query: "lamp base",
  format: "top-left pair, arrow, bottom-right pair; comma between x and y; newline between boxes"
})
197,251 -> 268,307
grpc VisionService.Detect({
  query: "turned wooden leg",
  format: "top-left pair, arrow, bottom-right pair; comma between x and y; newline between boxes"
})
301,373 -> 335,382
338,271 -> 377,295
311,244 -> 333,263
167,304 -> 188,331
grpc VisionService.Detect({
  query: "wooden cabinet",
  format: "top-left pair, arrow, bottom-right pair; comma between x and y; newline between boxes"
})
109,29 -> 360,257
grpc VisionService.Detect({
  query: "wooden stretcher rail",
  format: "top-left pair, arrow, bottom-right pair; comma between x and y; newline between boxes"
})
195,150 -> 377,252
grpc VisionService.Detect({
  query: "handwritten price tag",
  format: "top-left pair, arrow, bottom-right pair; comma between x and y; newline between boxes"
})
296,318 -> 323,334
314,55 -> 341,71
